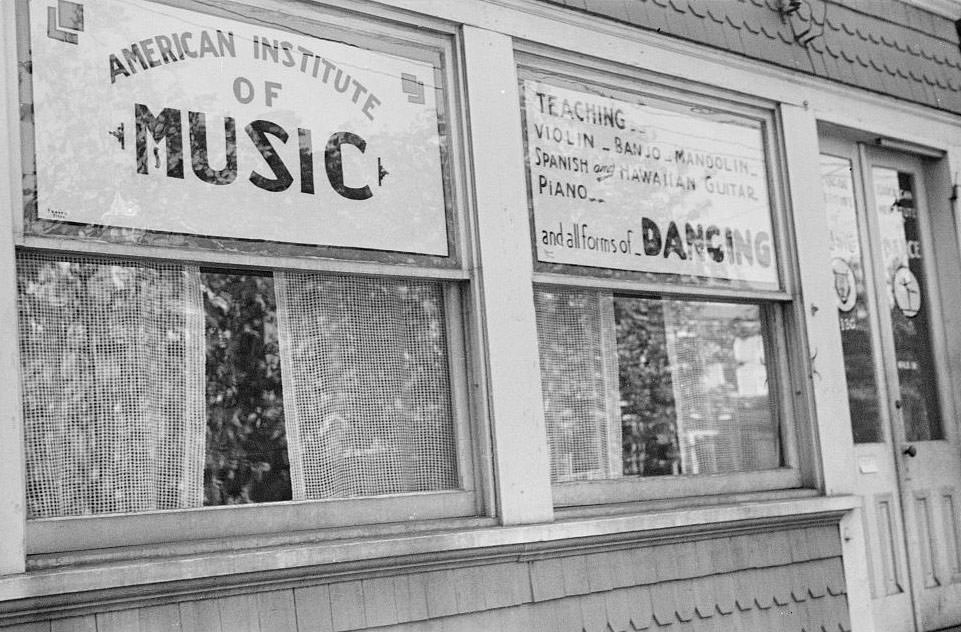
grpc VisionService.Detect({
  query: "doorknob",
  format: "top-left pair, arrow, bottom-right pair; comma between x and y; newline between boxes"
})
903,445 -> 917,457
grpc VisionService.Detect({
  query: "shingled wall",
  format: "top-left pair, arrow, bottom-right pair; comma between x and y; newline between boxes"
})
541,0 -> 961,115
0,525 -> 849,632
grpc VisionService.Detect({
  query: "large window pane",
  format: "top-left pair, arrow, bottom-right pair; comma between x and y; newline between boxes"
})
17,253 -> 459,517
534,286 -> 780,483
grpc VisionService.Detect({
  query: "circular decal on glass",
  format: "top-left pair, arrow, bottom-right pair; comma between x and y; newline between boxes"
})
831,258 -> 857,313
893,266 -> 922,318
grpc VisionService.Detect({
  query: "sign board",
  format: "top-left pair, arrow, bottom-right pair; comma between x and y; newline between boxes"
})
523,81 -> 778,287
29,0 -> 449,255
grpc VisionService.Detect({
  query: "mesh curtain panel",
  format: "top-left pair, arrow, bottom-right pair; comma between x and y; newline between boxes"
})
17,253 -> 205,518
533,285 -> 621,483
275,272 -> 457,500
663,301 -> 777,475
663,301 -> 717,475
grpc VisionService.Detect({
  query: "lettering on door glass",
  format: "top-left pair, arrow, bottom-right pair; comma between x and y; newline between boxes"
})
872,167 -> 942,441
821,155 -> 882,443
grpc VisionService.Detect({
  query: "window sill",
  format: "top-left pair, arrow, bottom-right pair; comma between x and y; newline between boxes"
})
26,490 -> 479,555
0,493 -> 859,613
554,486 -> 823,519
552,468 -> 803,507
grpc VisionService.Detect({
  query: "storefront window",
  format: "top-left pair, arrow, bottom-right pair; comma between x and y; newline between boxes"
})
521,67 -> 795,502
16,0 -> 471,538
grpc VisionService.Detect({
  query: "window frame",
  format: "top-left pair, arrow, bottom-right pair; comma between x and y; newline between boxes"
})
13,0 -> 485,555
515,49 -> 806,507
517,52 -> 796,300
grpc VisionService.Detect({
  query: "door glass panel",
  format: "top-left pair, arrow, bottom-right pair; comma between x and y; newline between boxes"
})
821,154 -> 883,443
872,167 -> 943,441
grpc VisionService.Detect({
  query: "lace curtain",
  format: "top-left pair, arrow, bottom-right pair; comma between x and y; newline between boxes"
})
18,253 -> 205,518
17,254 -> 459,517
276,272 -> 457,500
533,285 -> 621,483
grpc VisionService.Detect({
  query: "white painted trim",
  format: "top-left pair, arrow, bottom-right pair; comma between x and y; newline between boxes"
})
532,271 -> 793,303
460,25 -> 553,525
26,490 -> 478,555
938,145 -> 961,439
0,494 -> 859,603
0,0 -> 27,577
780,104 -> 858,495
554,469 -> 802,507
18,236 -> 472,279
841,506 -> 878,632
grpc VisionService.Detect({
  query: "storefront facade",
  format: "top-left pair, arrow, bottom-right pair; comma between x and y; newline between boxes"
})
1,1 -> 960,631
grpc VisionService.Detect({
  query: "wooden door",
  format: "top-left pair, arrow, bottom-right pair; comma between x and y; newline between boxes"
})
863,147 -> 961,631
820,139 -> 961,631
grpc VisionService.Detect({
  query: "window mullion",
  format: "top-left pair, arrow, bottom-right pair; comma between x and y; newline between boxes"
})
780,104 -> 855,493
461,26 -> 553,525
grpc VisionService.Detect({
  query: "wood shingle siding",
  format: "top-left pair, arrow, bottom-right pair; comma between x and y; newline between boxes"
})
541,0 -> 961,115
0,525 -> 849,631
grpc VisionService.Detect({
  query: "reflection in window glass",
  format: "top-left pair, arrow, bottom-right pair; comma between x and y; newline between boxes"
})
202,271 -> 289,505
820,155 -> 883,443
534,286 -> 779,483
16,253 -> 458,518
872,168 -> 943,441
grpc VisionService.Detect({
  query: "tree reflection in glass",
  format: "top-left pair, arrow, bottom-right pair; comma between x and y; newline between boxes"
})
535,286 -> 780,483
202,271 -> 289,505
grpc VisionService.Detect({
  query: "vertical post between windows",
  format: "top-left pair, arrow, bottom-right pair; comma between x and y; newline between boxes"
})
780,104 -> 855,493
0,0 -> 26,576
781,104 -> 872,631
461,26 -> 553,525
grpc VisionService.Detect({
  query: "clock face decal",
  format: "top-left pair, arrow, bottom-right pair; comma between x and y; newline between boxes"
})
893,266 -> 922,318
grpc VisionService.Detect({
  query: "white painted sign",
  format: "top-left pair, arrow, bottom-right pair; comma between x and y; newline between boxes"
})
524,81 -> 778,287
29,0 -> 448,255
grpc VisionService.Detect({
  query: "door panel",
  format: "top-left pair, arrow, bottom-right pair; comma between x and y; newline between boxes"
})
862,147 -> 961,631
940,488 -> 961,583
